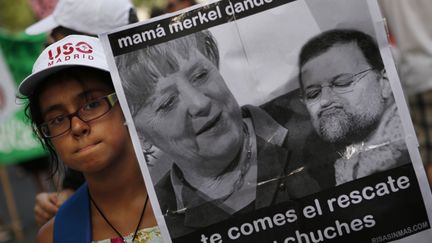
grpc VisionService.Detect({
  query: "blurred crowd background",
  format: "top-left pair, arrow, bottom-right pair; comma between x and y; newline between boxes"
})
0,0 -> 431,242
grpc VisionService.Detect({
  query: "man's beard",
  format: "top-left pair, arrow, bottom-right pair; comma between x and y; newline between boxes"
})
317,106 -> 382,145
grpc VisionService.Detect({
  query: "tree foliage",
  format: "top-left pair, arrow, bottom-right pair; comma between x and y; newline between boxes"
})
0,0 -> 36,33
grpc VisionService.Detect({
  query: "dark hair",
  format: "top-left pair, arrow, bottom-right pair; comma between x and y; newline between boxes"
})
298,29 -> 384,90
23,67 -> 113,175
150,7 -> 165,18
115,30 -> 219,116
49,26 -> 91,42
128,7 -> 139,24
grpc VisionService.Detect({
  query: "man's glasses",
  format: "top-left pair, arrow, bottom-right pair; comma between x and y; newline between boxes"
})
302,68 -> 373,104
39,93 -> 118,138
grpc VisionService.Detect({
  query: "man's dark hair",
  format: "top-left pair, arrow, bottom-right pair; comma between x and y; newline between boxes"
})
298,29 -> 384,90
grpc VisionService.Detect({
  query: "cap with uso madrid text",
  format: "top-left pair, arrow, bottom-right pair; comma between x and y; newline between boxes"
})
19,35 -> 109,96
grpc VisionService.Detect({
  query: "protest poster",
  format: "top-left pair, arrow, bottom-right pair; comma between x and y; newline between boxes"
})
99,0 -> 432,242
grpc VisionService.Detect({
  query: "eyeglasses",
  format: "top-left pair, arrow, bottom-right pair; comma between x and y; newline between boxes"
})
39,93 -> 118,138
301,68 -> 373,104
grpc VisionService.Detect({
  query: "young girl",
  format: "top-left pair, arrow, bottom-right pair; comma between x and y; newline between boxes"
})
19,35 -> 163,243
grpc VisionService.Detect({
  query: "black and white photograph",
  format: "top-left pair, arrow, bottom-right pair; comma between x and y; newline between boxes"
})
100,0 -> 432,242
268,28 -> 409,188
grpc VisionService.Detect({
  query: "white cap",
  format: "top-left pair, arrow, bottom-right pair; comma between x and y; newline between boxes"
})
25,0 -> 133,35
19,35 -> 109,96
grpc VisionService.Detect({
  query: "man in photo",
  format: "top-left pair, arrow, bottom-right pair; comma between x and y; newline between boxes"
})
298,29 -> 409,185
115,30 -> 319,238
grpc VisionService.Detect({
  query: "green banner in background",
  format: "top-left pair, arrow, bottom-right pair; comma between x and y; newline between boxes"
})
0,110 -> 47,164
0,30 -> 47,165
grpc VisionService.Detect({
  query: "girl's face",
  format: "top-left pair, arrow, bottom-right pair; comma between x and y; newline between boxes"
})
38,71 -> 131,173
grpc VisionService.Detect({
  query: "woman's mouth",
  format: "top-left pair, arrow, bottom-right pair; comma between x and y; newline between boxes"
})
195,112 -> 222,136
75,141 -> 101,154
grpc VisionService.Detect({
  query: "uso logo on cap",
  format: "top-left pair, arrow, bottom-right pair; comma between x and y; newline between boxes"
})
47,41 -> 94,66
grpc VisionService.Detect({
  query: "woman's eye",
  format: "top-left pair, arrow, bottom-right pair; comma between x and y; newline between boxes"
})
192,70 -> 209,84
157,96 -> 176,112
83,100 -> 101,111
50,116 -> 66,126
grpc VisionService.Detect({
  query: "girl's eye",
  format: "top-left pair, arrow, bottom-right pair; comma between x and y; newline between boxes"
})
83,100 -> 101,111
50,116 -> 67,126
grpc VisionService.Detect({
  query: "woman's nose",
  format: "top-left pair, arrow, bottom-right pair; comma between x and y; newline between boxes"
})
182,85 -> 211,117
70,116 -> 90,137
